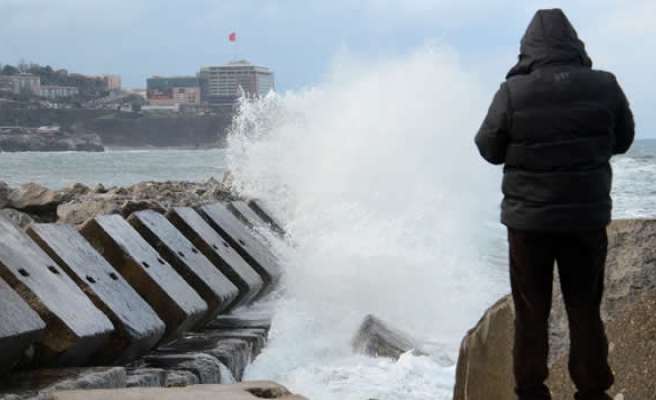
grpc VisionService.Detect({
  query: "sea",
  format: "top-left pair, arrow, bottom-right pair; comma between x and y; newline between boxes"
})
1,48 -> 654,400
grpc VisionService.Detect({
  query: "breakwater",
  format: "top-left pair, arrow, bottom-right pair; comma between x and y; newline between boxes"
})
0,179 -> 302,399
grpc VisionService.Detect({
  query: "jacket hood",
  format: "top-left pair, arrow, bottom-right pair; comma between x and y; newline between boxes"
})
507,9 -> 592,79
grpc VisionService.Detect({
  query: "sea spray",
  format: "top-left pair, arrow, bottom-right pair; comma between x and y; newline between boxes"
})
226,46 -> 509,400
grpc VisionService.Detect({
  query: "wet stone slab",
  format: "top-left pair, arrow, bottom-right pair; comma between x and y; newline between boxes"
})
27,223 -> 166,365
125,368 -> 167,388
0,213 -> 113,367
79,215 -> 207,344
49,381 -> 309,400
166,207 -> 264,307
139,353 -> 234,385
205,314 -> 272,331
199,203 -> 282,296
248,199 -> 286,237
128,210 -> 239,323
0,367 -> 126,400
0,277 -> 46,375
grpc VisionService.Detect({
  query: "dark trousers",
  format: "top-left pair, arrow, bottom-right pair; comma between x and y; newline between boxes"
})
508,228 -> 614,400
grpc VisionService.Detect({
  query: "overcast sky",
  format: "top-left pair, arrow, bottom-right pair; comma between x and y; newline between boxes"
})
1,0 -> 654,137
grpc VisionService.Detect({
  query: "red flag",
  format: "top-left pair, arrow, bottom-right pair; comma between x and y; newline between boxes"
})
229,32 -> 236,42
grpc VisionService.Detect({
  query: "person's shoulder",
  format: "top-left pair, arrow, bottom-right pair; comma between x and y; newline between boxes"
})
586,68 -> 618,84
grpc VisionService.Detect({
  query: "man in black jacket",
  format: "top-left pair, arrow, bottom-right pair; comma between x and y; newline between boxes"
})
475,8 -> 634,400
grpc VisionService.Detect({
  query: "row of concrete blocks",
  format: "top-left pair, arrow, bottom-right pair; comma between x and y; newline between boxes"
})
0,199 -> 286,375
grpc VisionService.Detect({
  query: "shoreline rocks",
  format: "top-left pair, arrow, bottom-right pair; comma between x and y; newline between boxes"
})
0,132 -> 104,153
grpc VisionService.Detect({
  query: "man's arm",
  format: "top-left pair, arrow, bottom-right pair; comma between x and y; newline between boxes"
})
613,79 -> 635,155
475,83 -> 511,165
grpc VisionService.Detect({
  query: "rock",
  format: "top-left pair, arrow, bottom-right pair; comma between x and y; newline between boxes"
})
199,203 -> 282,297
0,133 -> 104,153
56,200 -> 122,226
0,277 -> 46,375
107,187 -> 129,196
0,181 -> 10,209
140,353 -> 232,384
92,184 -> 107,194
79,215 -> 207,343
6,183 -> 62,219
0,213 -> 114,367
453,296 -> 515,400
163,370 -> 198,387
120,200 -> 165,218
1,209 -> 36,228
0,367 -> 126,400
27,223 -> 166,365
126,368 -> 167,388
49,381 -> 308,400
547,292 -> 656,399
453,219 -> 656,400
352,315 -> 429,361
61,183 -> 91,198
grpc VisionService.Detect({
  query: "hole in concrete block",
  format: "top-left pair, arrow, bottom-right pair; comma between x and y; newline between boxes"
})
86,275 -> 96,284
48,265 -> 60,275
246,388 -> 282,399
157,258 -> 165,265
142,261 -> 150,269
212,244 -> 219,250
191,247 -> 199,254
238,239 -> 247,247
223,241 -> 230,248
18,268 -> 30,277
178,251 -> 185,258
109,272 -> 119,280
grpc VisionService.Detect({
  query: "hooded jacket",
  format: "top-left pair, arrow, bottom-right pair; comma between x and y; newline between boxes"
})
475,9 -> 635,231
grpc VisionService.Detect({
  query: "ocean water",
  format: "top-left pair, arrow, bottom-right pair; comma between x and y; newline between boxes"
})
0,48 -> 654,400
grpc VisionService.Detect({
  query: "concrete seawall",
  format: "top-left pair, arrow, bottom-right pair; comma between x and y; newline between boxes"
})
0,198 -> 290,399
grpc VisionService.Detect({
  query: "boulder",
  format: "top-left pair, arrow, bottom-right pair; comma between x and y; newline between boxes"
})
120,200 -> 165,218
56,200 -> 122,226
60,183 -> 91,200
6,183 -> 62,219
352,315 -> 429,361
126,368 -> 167,388
139,353 -> 233,385
453,219 -> 656,400
0,181 -> 10,209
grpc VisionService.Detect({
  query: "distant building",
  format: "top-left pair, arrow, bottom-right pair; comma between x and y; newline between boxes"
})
146,76 -> 201,106
199,60 -> 274,105
40,85 -> 79,100
0,74 -> 41,96
102,74 -> 122,91
124,88 -> 147,100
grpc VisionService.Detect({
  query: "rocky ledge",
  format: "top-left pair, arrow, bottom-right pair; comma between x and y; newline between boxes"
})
0,132 -> 104,152
454,219 -> 656,400
0,179 -> 236,227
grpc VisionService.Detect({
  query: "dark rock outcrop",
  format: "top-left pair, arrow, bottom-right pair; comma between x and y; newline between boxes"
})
352,315 -> 428,361
0,133 -> 104,152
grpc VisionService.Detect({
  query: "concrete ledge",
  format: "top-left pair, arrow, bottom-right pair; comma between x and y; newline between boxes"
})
80,215 -> 207,344
49,381 -> 308,400
0,277 -> 45,376
247,200 -> 286,236
199,203 -> 282,296
166,207 -> 264,308
0,214 -> 114,367
128,210 -> 239,322
27,223 -> 165,365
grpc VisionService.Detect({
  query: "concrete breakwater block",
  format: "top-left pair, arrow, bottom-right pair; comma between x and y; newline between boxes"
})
199,203 -> 282,295
80,215 -> 207,344
49,381 -> 308,400
0,214 -> 113,367
0,367 -> 126,400
228,201 -> 271,233
166,207 -> 264,308
128,210 -> 239,323
0,277 -> 46,376
248,199 -> 286,236
352,315 -> 428,361
27,223 -> 166,365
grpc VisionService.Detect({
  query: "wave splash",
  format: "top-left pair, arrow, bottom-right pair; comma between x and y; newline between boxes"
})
226,46 -> 508,400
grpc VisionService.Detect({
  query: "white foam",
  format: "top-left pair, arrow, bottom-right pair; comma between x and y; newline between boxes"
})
227,46 -> 509,399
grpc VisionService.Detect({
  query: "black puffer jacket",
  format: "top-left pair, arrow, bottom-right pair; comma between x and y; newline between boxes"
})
475,8 -> 635,231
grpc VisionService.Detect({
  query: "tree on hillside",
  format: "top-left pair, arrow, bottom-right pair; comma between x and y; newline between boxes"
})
17,58 -> 29,73
2,65 -> 19,75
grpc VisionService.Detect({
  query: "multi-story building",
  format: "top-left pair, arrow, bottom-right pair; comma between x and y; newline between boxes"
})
102,74 -> 122,91
0,74 -> 41,96
40,86 -> 79,100
199,60 -> 274,105
146,76 -> 201,106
